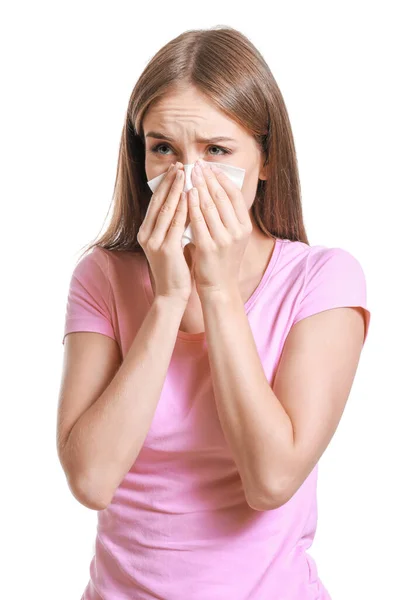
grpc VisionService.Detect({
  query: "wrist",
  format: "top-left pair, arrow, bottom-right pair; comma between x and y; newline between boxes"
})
197,284 -> 241,306
153,293 -> 189,311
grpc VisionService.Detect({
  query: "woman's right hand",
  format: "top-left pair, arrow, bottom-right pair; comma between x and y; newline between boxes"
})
137,162 -> 192,303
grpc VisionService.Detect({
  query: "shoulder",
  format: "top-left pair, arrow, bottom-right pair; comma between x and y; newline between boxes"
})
278,238 -> 366,292
303,243 -> 367,294
66,247 -> 114,312
73,246 -> 141,279
279,238 -> 370,342
279,238 -> 365,275
71,245 -> 109,277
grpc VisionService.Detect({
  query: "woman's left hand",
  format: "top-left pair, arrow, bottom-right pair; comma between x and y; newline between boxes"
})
187,158 -> 253,298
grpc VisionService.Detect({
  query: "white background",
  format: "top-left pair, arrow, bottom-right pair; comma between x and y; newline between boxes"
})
2,1 -> 409,598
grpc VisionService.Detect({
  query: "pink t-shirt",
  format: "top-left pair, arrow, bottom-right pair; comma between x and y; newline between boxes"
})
62,237 -> 371,600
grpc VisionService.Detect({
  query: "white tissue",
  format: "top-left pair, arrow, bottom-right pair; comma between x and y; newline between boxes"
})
146,161 -> 246,248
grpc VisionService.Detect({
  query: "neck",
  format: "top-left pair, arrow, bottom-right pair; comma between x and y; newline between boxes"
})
239,224 -> 276,282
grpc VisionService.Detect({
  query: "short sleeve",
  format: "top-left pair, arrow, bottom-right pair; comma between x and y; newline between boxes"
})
292,247 -> 371,345
62,248 -> 117,345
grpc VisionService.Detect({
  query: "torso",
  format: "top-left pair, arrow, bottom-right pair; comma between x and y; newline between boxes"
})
148,237 -> 277,335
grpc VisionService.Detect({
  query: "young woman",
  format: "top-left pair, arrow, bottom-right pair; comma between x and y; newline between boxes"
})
57,26 -> 371,600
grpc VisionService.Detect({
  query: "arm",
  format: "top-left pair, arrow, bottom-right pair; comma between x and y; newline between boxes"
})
58,295 -> 187,510
200,286 -> 367,511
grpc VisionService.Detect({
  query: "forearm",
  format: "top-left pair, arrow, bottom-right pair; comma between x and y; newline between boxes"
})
200,287 -> 294,509
66,295 -> 186,508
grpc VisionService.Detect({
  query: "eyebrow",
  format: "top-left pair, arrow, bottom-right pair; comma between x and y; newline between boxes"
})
145,131 -> 237,144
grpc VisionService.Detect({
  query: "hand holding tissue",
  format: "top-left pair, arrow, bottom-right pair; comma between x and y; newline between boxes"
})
146,161 -> 246,248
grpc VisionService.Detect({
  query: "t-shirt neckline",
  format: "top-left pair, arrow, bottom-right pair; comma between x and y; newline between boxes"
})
139,237 -> 285,342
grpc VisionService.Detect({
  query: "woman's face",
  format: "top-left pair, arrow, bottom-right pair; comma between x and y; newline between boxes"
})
142,85 -> 267,227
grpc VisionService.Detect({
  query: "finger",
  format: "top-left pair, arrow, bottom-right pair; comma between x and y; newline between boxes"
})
166,190 -> 188,246
208,163 -> 250,227
150,168 -> 185,243
191,164 -> 227,241
141,163 -> 182,238
198,161 -> 239,234
188,187 -> 214,245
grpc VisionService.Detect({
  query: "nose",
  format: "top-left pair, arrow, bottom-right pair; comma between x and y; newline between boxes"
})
178,153 -> 204,166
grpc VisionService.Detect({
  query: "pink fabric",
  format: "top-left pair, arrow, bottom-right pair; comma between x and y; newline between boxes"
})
62,238 -> 371,600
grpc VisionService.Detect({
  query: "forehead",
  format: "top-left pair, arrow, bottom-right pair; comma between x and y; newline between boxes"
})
143,86 -> 244,139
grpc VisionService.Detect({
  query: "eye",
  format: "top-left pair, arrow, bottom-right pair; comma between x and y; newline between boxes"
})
208,145 -> 231,156
150,143 -> 172,155
149,143 -> 232,156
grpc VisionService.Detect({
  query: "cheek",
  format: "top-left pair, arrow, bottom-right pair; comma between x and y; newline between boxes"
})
239,176 -> 259,210
144,158 -> 150,180
145,159 -> 173,182
144,154 -> 160,180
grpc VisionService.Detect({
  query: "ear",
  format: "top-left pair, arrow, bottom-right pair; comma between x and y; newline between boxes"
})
258,163 -> 268,181
258,152 -> 269,181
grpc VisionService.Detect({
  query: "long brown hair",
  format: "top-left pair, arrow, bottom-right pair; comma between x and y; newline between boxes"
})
79,26 -> 308,260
